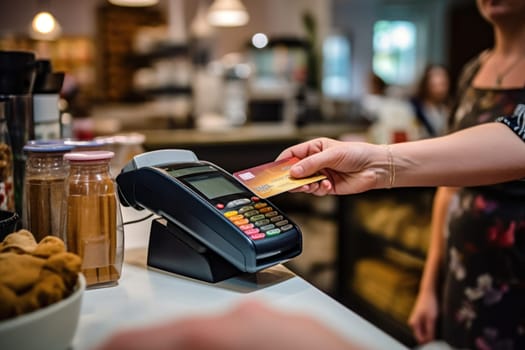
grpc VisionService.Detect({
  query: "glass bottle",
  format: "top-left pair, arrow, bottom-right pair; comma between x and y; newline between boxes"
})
22,142 -> 73,242
0,102 -> 14,212
64,150 -> 123,288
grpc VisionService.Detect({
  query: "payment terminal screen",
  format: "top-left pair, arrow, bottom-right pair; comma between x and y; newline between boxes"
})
185,173 -> 245,199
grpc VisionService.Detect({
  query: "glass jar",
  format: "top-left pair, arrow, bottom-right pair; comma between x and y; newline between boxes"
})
23,142 -> 73,242
64,151 -> 123,288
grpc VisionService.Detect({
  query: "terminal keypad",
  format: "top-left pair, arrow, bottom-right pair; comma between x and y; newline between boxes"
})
222,197 -> 293,240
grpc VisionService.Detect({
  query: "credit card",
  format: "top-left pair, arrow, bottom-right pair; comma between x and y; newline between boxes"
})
233,157 -> 327,198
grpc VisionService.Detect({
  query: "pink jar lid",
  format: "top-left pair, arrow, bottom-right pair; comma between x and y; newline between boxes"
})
64,151 -> 114,161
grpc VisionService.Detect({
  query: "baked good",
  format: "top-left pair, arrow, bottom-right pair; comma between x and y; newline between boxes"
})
0,231 -> 82,320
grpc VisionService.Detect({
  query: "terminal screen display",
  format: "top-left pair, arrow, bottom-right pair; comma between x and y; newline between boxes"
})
185,173 -> 245,199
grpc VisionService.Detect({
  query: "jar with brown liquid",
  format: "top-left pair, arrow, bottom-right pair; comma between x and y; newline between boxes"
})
64,151 -> 123,288
23,143 -> 73,242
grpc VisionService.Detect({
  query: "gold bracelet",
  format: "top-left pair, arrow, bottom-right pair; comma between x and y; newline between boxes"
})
383,144 -> 395,189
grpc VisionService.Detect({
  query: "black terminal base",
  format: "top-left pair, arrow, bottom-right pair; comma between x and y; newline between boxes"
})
147,218 -> 242,283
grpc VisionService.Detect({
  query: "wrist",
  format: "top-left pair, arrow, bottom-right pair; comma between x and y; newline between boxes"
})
371,144 -> 395,189
384,144 -> 395,188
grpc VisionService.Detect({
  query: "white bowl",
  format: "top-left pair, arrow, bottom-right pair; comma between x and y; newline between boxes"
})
0,274 -> 85,350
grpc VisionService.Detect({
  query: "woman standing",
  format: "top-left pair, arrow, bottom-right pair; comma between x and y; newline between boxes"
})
409,0 -> 525,349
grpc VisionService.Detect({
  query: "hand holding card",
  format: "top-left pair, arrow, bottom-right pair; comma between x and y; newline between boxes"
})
233,157 -> 327,198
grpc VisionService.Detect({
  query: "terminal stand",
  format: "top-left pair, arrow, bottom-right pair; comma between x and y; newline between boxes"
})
147,218 -> 242,283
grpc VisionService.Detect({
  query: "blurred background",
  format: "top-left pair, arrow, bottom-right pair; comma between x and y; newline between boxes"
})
0,0 -> 490,133
0,0 -> 493,347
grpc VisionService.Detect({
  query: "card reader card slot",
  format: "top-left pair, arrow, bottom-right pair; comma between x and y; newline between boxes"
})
254,230 -> 301,269
256,250 -> 282,260
256,245 -> 299,268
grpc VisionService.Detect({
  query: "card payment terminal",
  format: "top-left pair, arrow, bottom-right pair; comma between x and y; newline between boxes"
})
116,149 -> 302,282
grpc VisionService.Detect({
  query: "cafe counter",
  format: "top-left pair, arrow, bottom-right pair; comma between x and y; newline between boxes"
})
72,207 -> 407,350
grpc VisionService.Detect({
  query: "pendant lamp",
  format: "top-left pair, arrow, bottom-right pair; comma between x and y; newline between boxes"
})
29,11 -> 62,41
207,0 -> 249,27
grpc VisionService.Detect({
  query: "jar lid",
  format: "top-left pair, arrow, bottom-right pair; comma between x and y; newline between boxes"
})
28,139 -> 63,145
64,151 -> 115,161
23,142 -> 74,153
63,139 -> 107,148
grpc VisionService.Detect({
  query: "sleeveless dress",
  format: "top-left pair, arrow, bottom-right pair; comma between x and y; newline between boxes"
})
441,54 -> 525,350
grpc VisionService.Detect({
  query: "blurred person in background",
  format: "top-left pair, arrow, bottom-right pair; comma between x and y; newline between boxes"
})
410,64 -> 451,138
360,72 -> 389,122
408,0 -> 525,349
363,72 -> 420,143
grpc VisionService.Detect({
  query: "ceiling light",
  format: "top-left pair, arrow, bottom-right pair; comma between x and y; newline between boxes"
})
30,11 -> 61,41
208,0 -> 249,27
252,33 -> 268,49
108,0 -> 159,7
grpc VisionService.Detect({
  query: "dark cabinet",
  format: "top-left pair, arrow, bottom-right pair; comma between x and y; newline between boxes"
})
336,187 -> 435,346
96,4 -> 163,102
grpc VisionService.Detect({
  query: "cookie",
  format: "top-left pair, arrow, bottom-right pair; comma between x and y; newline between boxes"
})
0,229 -> 37,254
32,236 -> 66,258
43,252 -> 82,290
0,283 -> 18,320
0,252 -> 45,293
24,273 -> 67,312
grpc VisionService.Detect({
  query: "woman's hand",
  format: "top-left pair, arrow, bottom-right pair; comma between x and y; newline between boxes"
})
408,290 -> 439,344
95,300 -> 365,350
277,138 -> 388,196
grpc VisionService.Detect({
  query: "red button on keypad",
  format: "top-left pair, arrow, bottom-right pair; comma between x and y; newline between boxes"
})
244,228 -> 260,235
249,232 -> 266,240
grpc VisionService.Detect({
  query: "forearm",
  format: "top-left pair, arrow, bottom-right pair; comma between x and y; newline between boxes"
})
285,121 -> 525,195
383,123 -> 525,188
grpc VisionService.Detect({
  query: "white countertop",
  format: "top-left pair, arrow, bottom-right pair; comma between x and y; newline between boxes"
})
72,207 -> 407,350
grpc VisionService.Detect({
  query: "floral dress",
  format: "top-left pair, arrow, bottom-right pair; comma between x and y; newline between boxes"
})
441,54 -> 525,350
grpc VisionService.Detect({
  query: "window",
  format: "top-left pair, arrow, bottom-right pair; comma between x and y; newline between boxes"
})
322,33 -> 351,99
373,20 -> 417,85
